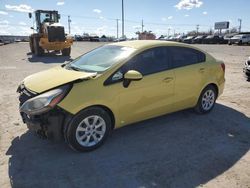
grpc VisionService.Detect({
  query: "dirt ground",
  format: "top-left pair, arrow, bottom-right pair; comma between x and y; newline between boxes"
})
0,42 -> 249,188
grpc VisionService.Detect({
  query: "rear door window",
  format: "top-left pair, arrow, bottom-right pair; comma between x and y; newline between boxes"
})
169,47 -> 206,68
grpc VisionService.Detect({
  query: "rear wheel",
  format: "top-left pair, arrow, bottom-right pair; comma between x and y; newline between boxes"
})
194,85 -> 217,114
33,37 -> 44,56
66,107 -> 111,152
29,36 -> 35,53
62,47 -> 71,56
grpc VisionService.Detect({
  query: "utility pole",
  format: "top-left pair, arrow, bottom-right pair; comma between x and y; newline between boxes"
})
168,28 -> 170,37
141,19 -> 144,33
196,24 -> 199,34
68,15 -> 71,34
122,0 -> 124,38
116,19 -> 119,39
238,18 -> 242,33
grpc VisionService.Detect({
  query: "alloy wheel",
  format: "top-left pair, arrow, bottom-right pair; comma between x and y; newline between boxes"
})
75,115 -> 106,147
201,89 -> 215,111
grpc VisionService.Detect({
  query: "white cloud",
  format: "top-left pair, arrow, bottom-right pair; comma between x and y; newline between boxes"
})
5,4 -> 34,13
95,26 -> 107,35
161,17 -> 167,21
203,11 -> 208,15
184,14 -> 190,17
99,16 -> 105,20
133,25 -> 141,30
93,9 -> 102,14
19,21 -> 27,25
0,20 -> 9,24
19,26 -> 33,35
0,24 -> 32,35
175,0 -> 203,10
0,11 -> 8,15
71,25 -> 85,35
57,1 -> 65,6
162,16 -> 173,21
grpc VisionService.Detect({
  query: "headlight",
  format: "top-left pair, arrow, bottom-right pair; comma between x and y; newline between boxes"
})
20,85 -> 71,115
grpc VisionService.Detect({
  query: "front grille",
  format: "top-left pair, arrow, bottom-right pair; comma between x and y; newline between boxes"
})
47,26 -> 65,42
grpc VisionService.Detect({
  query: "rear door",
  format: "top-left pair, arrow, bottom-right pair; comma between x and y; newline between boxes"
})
169,46 -> 207,111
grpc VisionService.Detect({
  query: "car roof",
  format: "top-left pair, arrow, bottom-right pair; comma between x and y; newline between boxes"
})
109,40 -> 194,50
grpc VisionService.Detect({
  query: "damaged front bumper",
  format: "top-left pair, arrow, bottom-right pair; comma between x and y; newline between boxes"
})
20,108 -> 72,141
17,84 -> 72,141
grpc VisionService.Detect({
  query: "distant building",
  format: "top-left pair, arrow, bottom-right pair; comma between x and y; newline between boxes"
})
137,31 -> 156,40
0,35 -> 29,43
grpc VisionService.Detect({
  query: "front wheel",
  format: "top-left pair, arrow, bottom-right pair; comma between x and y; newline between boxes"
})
194,85 -> 217,114
62,47 -> 71,56
66,107 -> 111,152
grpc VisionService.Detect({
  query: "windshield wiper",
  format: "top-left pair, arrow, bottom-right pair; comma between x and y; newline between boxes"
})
66,65 -> 82,71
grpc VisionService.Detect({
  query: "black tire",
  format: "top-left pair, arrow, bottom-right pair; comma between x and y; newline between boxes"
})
66,107 -> 112,152
194,85 -> 217,114
238,41 -> 242,45
62,47 -> 71,56
33,37 -> 44,56
29,36 -> 35,53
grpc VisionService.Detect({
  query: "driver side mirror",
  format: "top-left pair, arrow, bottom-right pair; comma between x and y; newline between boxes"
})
28,12 -> 32,18
58,14 -> 61,19
123,70 -> 143,88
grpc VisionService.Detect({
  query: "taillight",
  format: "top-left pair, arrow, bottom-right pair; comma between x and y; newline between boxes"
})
221,63 -> 225,72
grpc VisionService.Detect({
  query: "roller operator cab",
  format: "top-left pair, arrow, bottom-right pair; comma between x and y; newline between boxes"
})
17,40 -> 225,152
28,10 -> 73,56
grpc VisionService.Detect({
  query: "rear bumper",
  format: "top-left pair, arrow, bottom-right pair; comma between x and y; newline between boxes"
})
218,80 -> 225,97
39,38 -> 73,50
230,39 -> 241,44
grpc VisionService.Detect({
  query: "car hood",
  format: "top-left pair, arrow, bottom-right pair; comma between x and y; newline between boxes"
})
24,66 -> 97,93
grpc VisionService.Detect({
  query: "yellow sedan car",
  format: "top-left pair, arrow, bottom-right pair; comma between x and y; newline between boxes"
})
17,40 -> 225,151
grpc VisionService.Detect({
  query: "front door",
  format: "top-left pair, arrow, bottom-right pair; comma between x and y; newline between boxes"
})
117,47 -> 175,126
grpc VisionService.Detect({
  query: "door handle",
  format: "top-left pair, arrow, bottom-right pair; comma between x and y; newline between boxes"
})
199,68 -> 205,73
163,77 -> 173,83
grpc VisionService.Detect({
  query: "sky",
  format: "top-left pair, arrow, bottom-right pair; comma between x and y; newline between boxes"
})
0,0 -> 250,38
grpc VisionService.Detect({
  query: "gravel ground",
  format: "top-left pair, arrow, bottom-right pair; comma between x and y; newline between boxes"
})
0,42 -> 249,188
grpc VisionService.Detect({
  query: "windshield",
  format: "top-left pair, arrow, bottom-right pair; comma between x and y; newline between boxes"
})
207,36 -> 213,38
233,35 -> 243,39
196,36 -> 203,39
40,12 -> 57,23
66,45 -> 136,73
